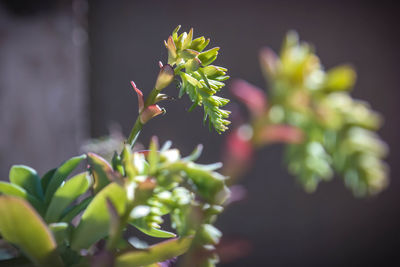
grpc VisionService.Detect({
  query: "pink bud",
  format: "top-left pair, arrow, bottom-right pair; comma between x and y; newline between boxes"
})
131,81 -> 144,113
258,125 -> 304,144
230,79 -> 267,116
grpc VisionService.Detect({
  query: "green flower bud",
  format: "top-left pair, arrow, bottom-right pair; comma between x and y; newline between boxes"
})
154,64 -> 174,91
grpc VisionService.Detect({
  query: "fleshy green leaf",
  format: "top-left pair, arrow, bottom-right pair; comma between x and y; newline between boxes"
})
0,181 -> 45,214
9,165 -> 43,200
41,168 -> 56,194
130,219 -> 176,238
45,172 -> 92,223
0,195 -> 63,266
115,237 -> 192,267
44,154 -> 87,205
70,183 -> 127,250
60,196 -> 93,223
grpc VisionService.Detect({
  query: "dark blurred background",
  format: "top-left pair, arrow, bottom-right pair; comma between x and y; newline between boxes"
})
1,0 -> 400,266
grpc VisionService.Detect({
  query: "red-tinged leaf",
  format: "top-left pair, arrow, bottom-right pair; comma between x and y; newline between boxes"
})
230,79 -> 267,116
258,125 -> 304,144
167,36 -> 177,59
131,81 -> 144,113
140,105 -> 164,124
87,152 -> 113,193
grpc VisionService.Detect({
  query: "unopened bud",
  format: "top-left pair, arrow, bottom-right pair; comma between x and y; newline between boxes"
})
154,64 -> 174,91
140,104 -> 165,124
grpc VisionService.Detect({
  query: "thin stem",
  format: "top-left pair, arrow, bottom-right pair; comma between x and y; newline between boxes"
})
127,85 -> 162,149
127,118 -> 143,148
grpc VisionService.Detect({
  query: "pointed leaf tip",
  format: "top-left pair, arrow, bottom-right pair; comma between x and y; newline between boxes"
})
131,81 -> 144,112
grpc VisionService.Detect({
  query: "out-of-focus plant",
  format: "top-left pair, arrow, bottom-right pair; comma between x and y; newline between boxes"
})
0,26 -> 230,267
226,31 -> 388,197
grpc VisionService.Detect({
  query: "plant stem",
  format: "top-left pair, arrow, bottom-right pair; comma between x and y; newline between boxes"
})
127,118 -> 143,148
127,86 -> 161,148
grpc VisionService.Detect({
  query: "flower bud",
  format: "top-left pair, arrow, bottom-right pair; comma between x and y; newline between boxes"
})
154,64 -> 174,91
140,105 -> 165,124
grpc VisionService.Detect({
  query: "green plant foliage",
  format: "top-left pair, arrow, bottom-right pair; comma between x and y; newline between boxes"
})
0,181 -> 45,215
59,196 -> 93,224
44,155 -> 87,204
9,165 -> 44,200
261,31 -> 388,196
0,26 -> 231,267
130,219 -> 176,238
165,25 -> 231,133
70,182 -> 127,250
45,172 -> 92,223
87,152 -> 113,193
115,236 -> 192,267
49,222 -> 69,246
40,168 -> 57,194
0,196 -> 63,266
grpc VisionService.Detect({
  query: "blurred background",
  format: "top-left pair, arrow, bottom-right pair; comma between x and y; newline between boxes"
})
1,0 -> 399,266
